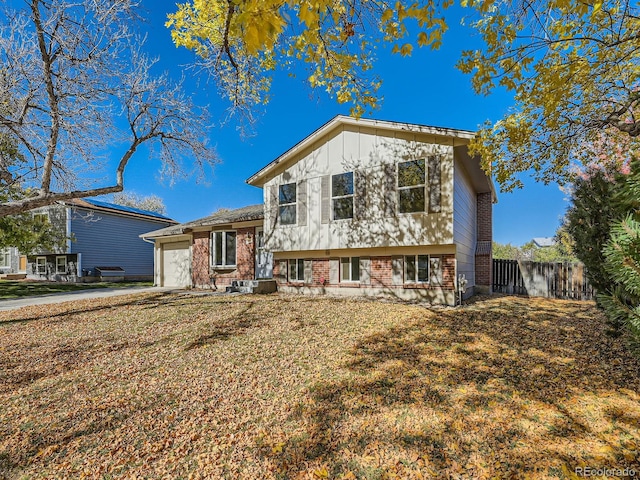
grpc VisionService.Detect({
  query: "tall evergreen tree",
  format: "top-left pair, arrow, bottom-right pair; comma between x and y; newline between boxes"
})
564,167 -> 622,293
599,161 -> 640,348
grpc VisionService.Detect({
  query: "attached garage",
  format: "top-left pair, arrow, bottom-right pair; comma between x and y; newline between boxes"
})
140,204 -> 265,289
161,241 -> 191,287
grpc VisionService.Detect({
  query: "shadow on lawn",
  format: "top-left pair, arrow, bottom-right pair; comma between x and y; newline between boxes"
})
0,292 -> 184,326
261,296 -> 640,478
0,293 -> 190,393
185,301 -> 264,349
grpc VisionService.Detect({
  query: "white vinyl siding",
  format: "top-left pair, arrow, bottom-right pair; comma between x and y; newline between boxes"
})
261,126 -> 456,253
453,161 -> 477,288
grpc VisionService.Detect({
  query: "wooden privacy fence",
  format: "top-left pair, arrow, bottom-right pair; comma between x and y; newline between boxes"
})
492,259 -> 595,300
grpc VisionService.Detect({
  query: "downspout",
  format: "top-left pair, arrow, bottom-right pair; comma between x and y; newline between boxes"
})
65,207 -> 72,253
141,236 -> 158,286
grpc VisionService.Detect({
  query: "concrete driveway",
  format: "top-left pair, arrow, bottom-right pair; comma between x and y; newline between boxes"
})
0,286 -> 172,311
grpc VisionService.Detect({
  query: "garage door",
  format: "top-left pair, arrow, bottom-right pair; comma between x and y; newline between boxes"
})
162,241 -> 191,287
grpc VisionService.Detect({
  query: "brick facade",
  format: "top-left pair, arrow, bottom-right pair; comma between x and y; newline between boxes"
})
475,191 -> 493,292
191,227 -> 256,288
274,254 -> 456,291
311,258 -> 330,285
192,231 -> 210,286
477,192 -> 493,242
370,257 -> 393,288
442,254 -> 455,289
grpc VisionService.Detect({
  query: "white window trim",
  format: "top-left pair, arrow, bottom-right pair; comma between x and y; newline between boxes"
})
0,248 -> 10,267
55,256 -> 67,274
331,172 -> 354,221
404,254 -> 430,284
278,183 -> 297,225
397,159 -> 426,214
340,257 -> 360,283
288,259 -> 305,282
211,231 -> 237,268
36,256 -> 47,275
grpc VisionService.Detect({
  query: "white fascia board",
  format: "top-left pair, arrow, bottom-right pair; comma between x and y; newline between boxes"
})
246,115 -> 476,186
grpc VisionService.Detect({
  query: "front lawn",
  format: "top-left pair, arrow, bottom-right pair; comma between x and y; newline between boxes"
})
0,293 -> 638,479
0,280 -> 153,299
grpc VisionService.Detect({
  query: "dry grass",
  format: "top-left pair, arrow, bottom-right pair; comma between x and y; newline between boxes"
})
0,292 -> 638,479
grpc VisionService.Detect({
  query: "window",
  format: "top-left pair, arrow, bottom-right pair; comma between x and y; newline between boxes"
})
279,183 -> 297,225
56,256 -> 67,274
36,257 -> 47,274
212,231 -> 237,267
397,159 -> 426,213
0,249 -> 9,267
340,257 -> 360,282
33,212 -> 49,224
288,259 -> 305,282
405,255 -> 429,283
332,172 -> 354,220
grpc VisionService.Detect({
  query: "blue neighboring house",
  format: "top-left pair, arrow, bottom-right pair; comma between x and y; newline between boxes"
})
20,198 -> 177,281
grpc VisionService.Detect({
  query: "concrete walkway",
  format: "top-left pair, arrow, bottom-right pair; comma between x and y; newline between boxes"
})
0,286 -> 173,311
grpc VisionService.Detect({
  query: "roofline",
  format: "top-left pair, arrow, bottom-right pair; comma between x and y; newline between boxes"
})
246,115 -> 477,186
140,204 -> 264,239
62,199 -> 178,224
140,230 -> 188,239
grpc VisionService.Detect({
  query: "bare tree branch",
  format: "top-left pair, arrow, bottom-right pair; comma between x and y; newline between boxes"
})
0,0 -> 217,217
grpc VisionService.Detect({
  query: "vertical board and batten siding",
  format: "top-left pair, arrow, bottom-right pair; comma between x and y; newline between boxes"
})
263,124 -> 455,253
70,209 -> 173,276
452,159 -> 477,289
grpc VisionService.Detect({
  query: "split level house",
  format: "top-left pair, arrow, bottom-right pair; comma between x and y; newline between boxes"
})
142,115 -> 496,304
1,198 -> 177,281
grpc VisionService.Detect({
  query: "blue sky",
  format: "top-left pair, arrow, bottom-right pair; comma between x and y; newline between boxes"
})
117,2 -> 568,246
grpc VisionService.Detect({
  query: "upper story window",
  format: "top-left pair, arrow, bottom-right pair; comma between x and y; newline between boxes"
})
397,159 -> 426,213
33,212 -> 50,224
212,231 -> 237,267
332,172 -> 354,220
279,183 -> 297,225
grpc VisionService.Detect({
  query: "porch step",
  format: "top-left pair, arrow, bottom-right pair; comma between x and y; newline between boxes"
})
2,274 -> 27,280
225,279 -> 277,294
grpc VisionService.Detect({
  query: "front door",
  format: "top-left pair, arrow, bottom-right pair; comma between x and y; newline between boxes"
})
19,255 -> 27,272
255,228 -> 273,279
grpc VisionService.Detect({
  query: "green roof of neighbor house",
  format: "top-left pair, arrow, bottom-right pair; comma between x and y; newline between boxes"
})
140,204 -> 264,239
